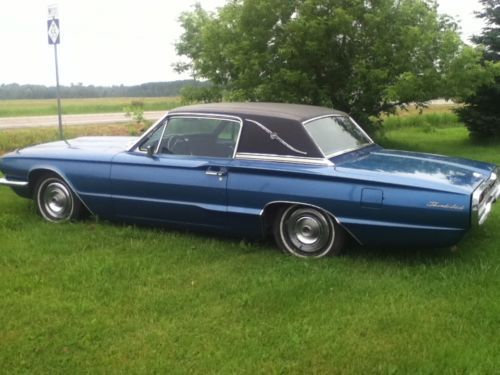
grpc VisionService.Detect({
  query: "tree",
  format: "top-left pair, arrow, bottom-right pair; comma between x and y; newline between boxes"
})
455,0 -> 500,138
472,0 -> 500,61
175,0 -> 494,128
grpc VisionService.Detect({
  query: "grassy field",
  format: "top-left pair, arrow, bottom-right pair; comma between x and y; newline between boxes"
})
0,97 -> 180,117
1,113 -> 500,372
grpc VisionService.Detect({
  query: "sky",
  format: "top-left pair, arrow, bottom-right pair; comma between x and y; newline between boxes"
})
0,0 -> 485,87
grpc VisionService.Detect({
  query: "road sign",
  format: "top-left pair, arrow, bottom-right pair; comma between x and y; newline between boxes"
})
47,19 -> 60,45
48,4 -> 58,19
47,4 -> 64,140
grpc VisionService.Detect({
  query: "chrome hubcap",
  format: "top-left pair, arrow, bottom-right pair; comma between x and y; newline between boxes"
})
42,182 -> 73,221
284,207 -> 333,254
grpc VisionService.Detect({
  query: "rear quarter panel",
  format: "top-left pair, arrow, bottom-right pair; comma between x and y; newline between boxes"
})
227,159 -> 470,247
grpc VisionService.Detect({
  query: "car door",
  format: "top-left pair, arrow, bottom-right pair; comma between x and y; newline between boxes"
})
110,115 -> 242,230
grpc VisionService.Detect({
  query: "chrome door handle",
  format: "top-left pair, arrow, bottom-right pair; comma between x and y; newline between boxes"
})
205,167 -> 228,177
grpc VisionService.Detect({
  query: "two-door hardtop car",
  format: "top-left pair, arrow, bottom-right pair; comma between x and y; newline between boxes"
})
1,102 -> 499,257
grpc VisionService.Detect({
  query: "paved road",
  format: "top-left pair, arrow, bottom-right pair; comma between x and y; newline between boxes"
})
0,111 -> 166,130
0,100 -> 455,130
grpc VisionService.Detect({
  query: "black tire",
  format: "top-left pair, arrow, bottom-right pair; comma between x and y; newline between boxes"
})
34,174 -> 82,223
273,205 -> 345,258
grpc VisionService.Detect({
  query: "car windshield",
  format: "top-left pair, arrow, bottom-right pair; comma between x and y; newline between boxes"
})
304,116 -> 372,157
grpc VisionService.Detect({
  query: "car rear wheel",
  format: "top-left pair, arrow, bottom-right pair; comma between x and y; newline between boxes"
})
34,174 -> 82,222
273,205 -> 345,258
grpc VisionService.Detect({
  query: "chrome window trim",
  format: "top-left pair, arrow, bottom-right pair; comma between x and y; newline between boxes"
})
325,144 -> 375,158
155,122 -> 168,154
128,112 -> 169,152
0,177 -> 29,187
302,114 -> 338,125
130,112 -> 243,159
302,114 -> 375,159
346,116 -> 375,144
235,152 -> 333,166
168,112 -> 243,123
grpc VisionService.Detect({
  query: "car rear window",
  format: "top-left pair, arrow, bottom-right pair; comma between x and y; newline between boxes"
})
304,116 -> 371,157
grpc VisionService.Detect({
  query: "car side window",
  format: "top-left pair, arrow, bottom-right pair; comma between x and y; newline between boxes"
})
157,117 -> 240,158
138,124 -> 165,152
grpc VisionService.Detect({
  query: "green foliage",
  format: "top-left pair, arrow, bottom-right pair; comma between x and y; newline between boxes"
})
383,112 -> 460,130
124,100 -> 145,124
472,0 -> 500,62
175,0 -> 491,128
456,78 -> 500,138
456,0 -> 500,138
379,119 -> 500,160
180,84 -> 223,104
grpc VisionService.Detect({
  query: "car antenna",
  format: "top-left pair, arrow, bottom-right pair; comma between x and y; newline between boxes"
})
61,128 -> 71,146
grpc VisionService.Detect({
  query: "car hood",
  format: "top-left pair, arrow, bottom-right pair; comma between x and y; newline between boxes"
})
20,136 -> 137,153
332,145 -> 496,194
10,136 -> 139,160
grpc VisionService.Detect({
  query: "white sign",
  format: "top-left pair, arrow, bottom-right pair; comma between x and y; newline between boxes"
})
48,19 -> 60,45
48,4 -> 58,19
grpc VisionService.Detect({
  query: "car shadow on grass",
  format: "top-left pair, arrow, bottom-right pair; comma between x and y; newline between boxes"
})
343,243 -> 458,266
86,218 -> 467,265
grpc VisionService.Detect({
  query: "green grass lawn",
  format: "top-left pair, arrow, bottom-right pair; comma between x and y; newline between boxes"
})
0,97 -> 180,117
1,118 -> 500,373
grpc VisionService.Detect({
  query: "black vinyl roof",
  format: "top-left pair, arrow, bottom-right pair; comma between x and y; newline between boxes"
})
169,102 -> 347,123
167,102 -> 352,158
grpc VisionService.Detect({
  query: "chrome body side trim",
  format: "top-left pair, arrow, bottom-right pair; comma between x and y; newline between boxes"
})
259,200 -> 363,245
0,177 -> 29,187
472,167 -> 500,226
235,153 -> 333,166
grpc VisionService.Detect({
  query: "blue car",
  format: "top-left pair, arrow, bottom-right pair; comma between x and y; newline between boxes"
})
1,103 -> 499,257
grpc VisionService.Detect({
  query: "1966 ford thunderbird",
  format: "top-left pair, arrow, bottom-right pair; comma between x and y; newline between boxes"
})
0,103 -> 499,257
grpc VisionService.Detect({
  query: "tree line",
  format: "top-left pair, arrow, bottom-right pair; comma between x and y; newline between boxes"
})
0,80 -> 207,100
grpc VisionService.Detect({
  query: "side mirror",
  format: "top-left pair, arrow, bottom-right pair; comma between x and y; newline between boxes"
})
146,145 -> 155,158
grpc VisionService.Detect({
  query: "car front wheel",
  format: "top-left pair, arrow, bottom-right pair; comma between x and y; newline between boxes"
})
273,205 -> 345,258
34,174 -> 81,222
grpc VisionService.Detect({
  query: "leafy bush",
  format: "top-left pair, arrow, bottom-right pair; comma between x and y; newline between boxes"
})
455,0 -> 500,139
124,100 -> 145,124
455,79 -> 500,138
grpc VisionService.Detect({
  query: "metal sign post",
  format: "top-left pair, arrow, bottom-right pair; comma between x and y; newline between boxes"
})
48,5 -> 64,139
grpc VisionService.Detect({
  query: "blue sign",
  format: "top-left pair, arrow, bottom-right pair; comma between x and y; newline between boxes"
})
47,19 -> 60,45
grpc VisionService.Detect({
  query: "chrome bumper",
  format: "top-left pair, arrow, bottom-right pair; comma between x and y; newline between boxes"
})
472,167 -> 500,226
0,177 -> 29,187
